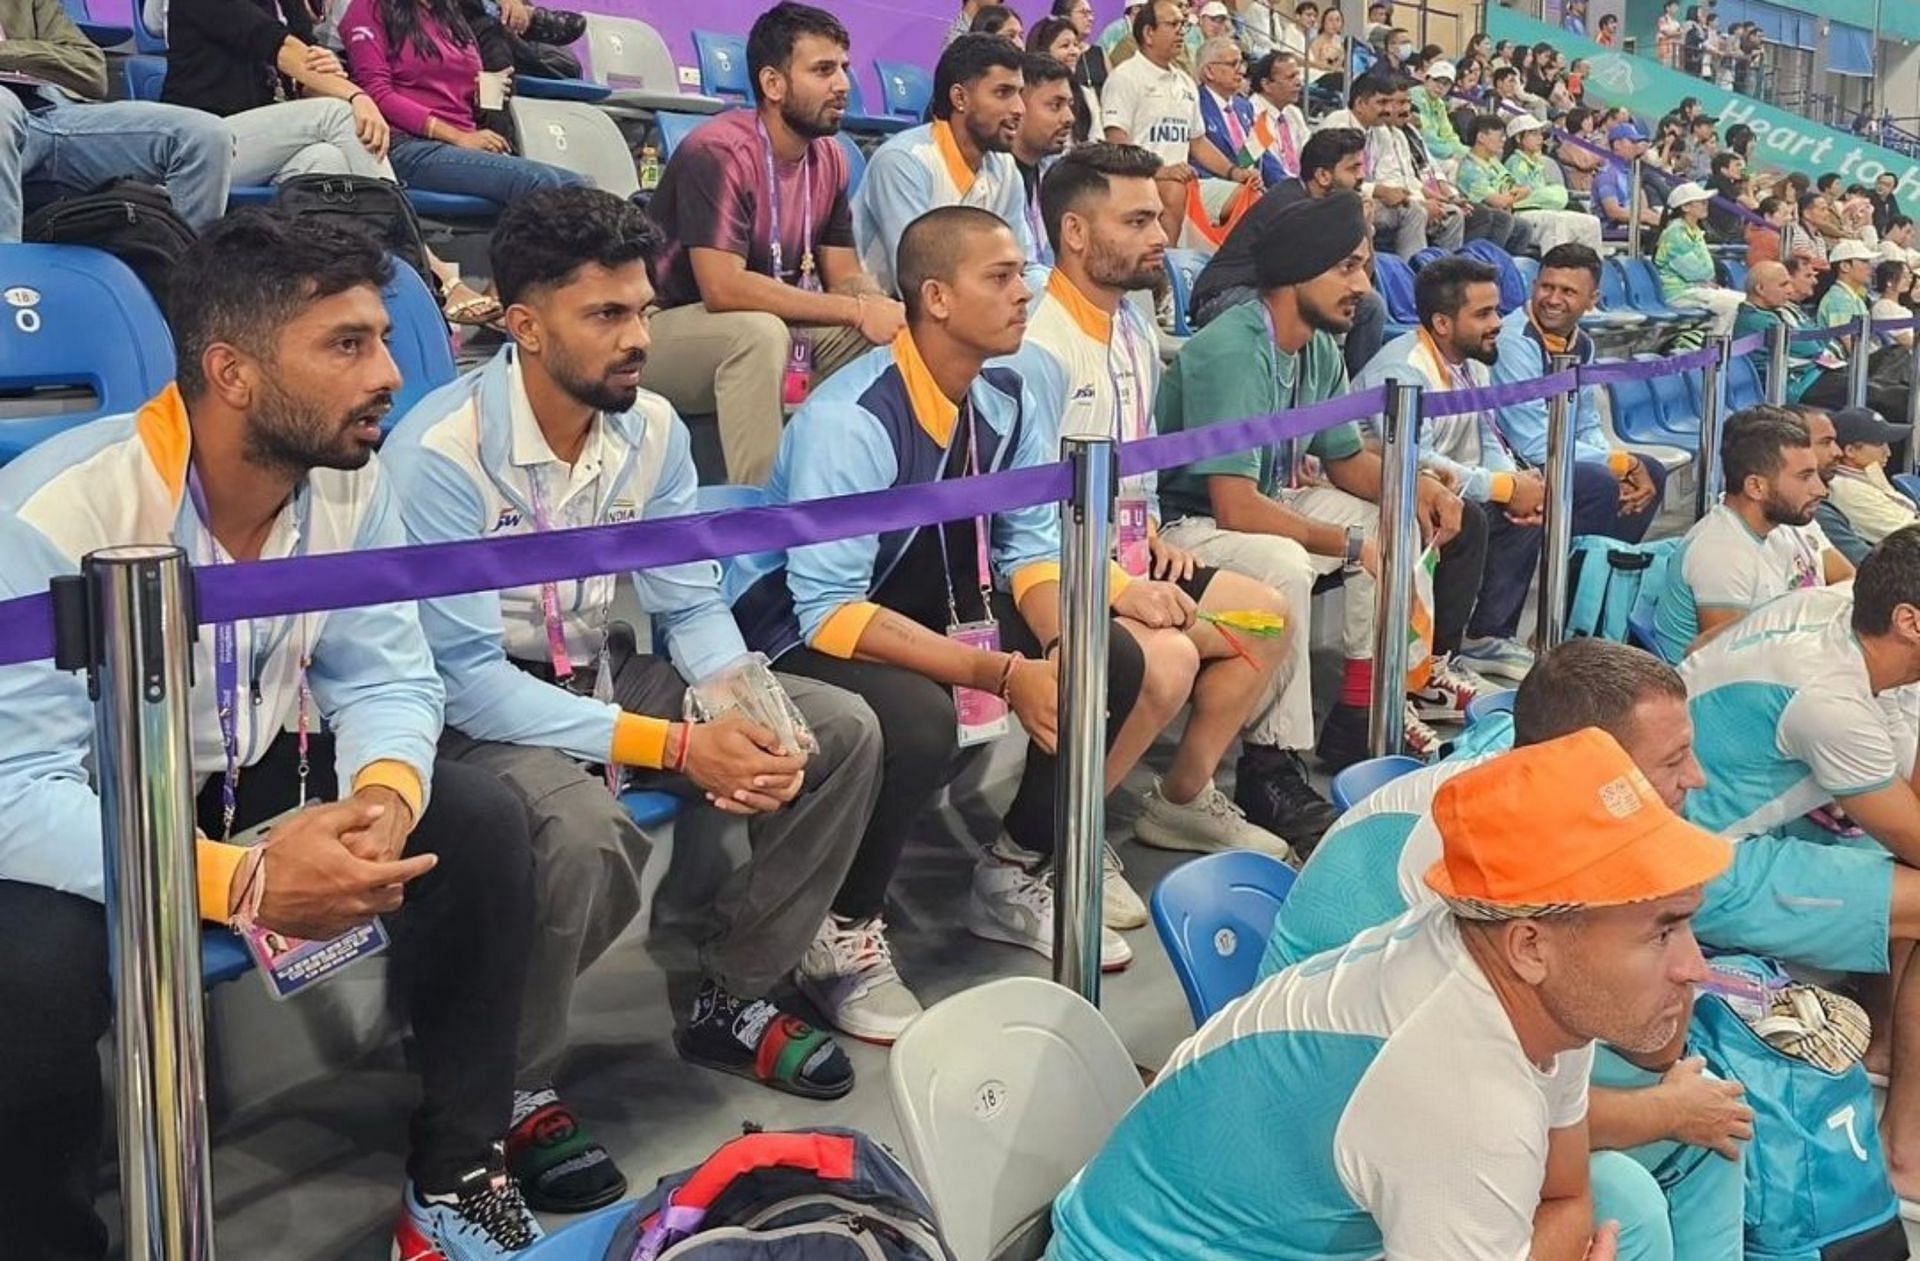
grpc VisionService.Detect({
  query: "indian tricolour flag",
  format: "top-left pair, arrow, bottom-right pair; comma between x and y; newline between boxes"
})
1405,545 -> 1438,691
1238,111 -> 1278,171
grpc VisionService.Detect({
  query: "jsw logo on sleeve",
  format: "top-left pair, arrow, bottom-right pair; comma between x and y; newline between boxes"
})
492,507 -> 524,532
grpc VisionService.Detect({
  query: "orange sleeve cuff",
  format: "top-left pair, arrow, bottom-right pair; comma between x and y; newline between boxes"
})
1488,472 -> 1516,504
351,760 -> 424,823
1010,561 -> 1062,605
1108,561 -> 1133,603
195,837 -> 246,924
1609,451 -> 1634,477
811,601 -> 882,658
613,713 -> 672,769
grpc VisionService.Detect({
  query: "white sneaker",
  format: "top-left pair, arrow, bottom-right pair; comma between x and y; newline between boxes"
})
795,914 -> 923,1045
1403,701 -> 1443,759
967,850 -> 1133,971
1409,654 -> 1487,723
1134,779 -> 1296,861
1102,845 -> 1148,931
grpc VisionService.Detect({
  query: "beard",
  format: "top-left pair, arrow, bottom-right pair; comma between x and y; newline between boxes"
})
1761,487 -> 1815,527
1536,945 -> 1684,1056
1298,284 -> 1358,335
965,110 -> 1014,154
1456,335 -> 1499,367
245,375 -> 387,474
1086,237 -> 1164,293
548,337 -> 647,414
781,92 -> 842,140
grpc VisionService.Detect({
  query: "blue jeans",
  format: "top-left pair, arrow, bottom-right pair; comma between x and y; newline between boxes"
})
1467,458 -> 1669,640
0,89 -> 232,241
387,133 -> 584,205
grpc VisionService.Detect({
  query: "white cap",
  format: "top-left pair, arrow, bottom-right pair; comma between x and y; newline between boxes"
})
1428,59 -> 1457,80
1829,240 -> 1877,264
1200,1 -> 1231,15
1667,181 -> 1712,209
1505,113 -> 1545,138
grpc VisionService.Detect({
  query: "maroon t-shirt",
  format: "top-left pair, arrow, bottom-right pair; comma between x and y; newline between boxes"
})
650,111 -> 856,310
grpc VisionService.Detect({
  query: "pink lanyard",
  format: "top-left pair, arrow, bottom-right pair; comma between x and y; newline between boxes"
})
1274,113 -> 1300,176
1109,308 -> 1152,443
758,118 -> 816,288
524,468 -> 578,680
1221,97 -> 1248,151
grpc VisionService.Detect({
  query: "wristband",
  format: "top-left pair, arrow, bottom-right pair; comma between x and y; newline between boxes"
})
348,90 -> 367,104
228,844 -> 268,933
995,652 -> 1021,698
1040,636 -> 1060,660
1343,525 -> 1367,565
670,722 -> 693,774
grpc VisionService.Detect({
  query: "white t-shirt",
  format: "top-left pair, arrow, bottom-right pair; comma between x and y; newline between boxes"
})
1681,585 -> 1912,837
1050,902 -> 1593,1261
1100,53 -> 1204,169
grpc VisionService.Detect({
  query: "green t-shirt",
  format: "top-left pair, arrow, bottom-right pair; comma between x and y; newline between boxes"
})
1155,299 -> 1359,522
1818,280 -> 1869,329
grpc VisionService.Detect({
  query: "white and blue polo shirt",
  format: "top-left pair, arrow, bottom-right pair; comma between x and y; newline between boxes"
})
1680,585 -> 1906,838
1048,902 -> 1594,1261
1653,503 -> 1830,662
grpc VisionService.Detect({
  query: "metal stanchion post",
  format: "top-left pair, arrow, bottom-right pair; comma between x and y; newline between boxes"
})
1535,354 -> 1581,650
1627,159 -> 1646,261
1765,318 -> 1791,407
1053,436 -> 1113,1003
1369,381 -> 1422,759
1906,322 -> 1920,475
1695,335 -> 1733,522
1849,313 -> 1874,410
74,546 -> 214,1260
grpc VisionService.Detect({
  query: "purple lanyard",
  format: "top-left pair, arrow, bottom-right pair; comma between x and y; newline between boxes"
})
523,468 -> 577,680
758,119 -> 815,286
934,400 -> 992,626
188,465 -> 308,837
1109,306 -> 1151,443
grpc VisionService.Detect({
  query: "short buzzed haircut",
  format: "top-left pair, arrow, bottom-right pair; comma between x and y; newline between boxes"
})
1414,255 -> 1498,328
896,204 -> 1012,319
1854,526 -> 1920,635
1300,127 -> 1364,182
1539,242 -> 1602,284
1464,113 -> 1506,146
1721,405 -> 1811,491
932,32 -> 1024,120
1021,50 -> 1071,89
1349,73 -> 1393,106
1038,140 -> 1161,254
1512,639 -> 1687,748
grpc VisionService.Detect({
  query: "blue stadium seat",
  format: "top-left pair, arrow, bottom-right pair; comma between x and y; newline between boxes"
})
1643,354 -> 1700,435
656,110 -> 714,158
514,74 -> 612,104
381,259 -> 457,427
203,929 -> 254,986
1329,754 -> 1425,813
1722,257 -> 1749,292
1599,257 -> 1633,310
132,0 -> 165,52
1606,372 -> 1690,447
1149,850 -> 1297,1024
1464,689 -> 1515,726
1619,259 -> 1706,328
1895,473 -> 1920,507
1725,352 -> 1763,412
1408,246 -> 1446,272
1163,248 -> 1207,337
1512,254 -> 1540,298
0,244 -> 176,463
841,77 -> 910,136
1460,239 -> 1528,314
1626,603 -> 1667,659
621,790 -> 682,828
405,189 -> 503,220
1373,253 -> 1419,326
693,30 -> 753,101
838,132 -> 869,198
874,60 -> 933,120
62,0 -> 130,46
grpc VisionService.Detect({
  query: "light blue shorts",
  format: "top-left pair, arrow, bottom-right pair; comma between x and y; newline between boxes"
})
1692,832 -> 1894,974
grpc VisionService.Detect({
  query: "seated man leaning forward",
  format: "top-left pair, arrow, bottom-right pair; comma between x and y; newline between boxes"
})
1679,535 -> 1920,1197
732,205 -> 1206,972
1262,638 -> 1746,1261
1049,725 -> 1730,1261
382,185 -> 888,1207
0,211 -> 541,1260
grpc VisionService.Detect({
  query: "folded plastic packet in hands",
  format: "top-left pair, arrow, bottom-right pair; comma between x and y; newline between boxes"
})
684,652 -> 819,755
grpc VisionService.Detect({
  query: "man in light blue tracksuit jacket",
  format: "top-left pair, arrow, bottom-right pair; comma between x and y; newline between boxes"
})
0,210 -> 541,1261
382,191 -> 888,1204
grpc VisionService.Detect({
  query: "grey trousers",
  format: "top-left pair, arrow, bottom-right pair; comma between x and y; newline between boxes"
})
443,649 -> 882,1085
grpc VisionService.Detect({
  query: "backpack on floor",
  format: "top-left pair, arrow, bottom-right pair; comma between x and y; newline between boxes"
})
22,180 -> 196,311
598,1127 -> 955,1261
1692,955 -> 1908,1261
1564,535 -> 1681,646
273,174 -> 432,288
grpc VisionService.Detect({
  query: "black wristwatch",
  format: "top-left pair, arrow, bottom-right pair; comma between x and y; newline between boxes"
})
1344,525 -> 1367,565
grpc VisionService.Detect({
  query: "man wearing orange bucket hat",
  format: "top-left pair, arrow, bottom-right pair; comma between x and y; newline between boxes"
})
1047,727 -> 1732,1261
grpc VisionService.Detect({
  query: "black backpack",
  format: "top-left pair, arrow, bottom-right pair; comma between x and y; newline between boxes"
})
273,174 -> 433,289
22,180 -> 196,311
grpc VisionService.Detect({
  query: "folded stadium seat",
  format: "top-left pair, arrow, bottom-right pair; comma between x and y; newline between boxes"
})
61,0 -> 130,48
508,97 -> 639,197
1725,352 -> 1764,412
579,14 -> 728,115
381,258 -> 458,427
1642,353 -> 1702,438
1620,258 -> 1710,331
0,244 -> 175,464
841,77 -> 911,138
1459,239 -> 1528,314
1409,246 -> 1447,272
514,74 -> 613,104
121,57 -> 289,207
1372,253 -> 1420,332
874,60 -> 934,122
656,109 -> 718,158
1149,850 -> 1297,1024
1330,754 -> 1425,813
1163,248 -> 1208,338
693,29 -> 754,103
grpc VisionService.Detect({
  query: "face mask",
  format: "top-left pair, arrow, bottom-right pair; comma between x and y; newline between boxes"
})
1394,42 -> 1412,57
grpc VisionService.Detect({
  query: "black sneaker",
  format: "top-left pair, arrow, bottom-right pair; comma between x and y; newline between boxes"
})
1233,744 -> 1338,854
1315,702 -> 1372,776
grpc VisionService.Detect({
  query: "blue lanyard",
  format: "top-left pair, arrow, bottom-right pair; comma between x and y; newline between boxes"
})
758,118 -> 815,286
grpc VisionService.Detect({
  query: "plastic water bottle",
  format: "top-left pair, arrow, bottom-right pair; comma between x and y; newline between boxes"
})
639,146 -> 661,192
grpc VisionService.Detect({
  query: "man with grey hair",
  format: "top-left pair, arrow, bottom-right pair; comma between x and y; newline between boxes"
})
1196,35 -> 1286,188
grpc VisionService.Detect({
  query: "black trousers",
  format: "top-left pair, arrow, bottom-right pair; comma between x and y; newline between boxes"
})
0,733 -> 535,1261
1433,498 -> 1490,656
780,594 -> 1147,916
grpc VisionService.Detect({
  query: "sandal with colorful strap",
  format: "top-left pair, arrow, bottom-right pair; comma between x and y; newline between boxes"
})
672,980 -> 854,1101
